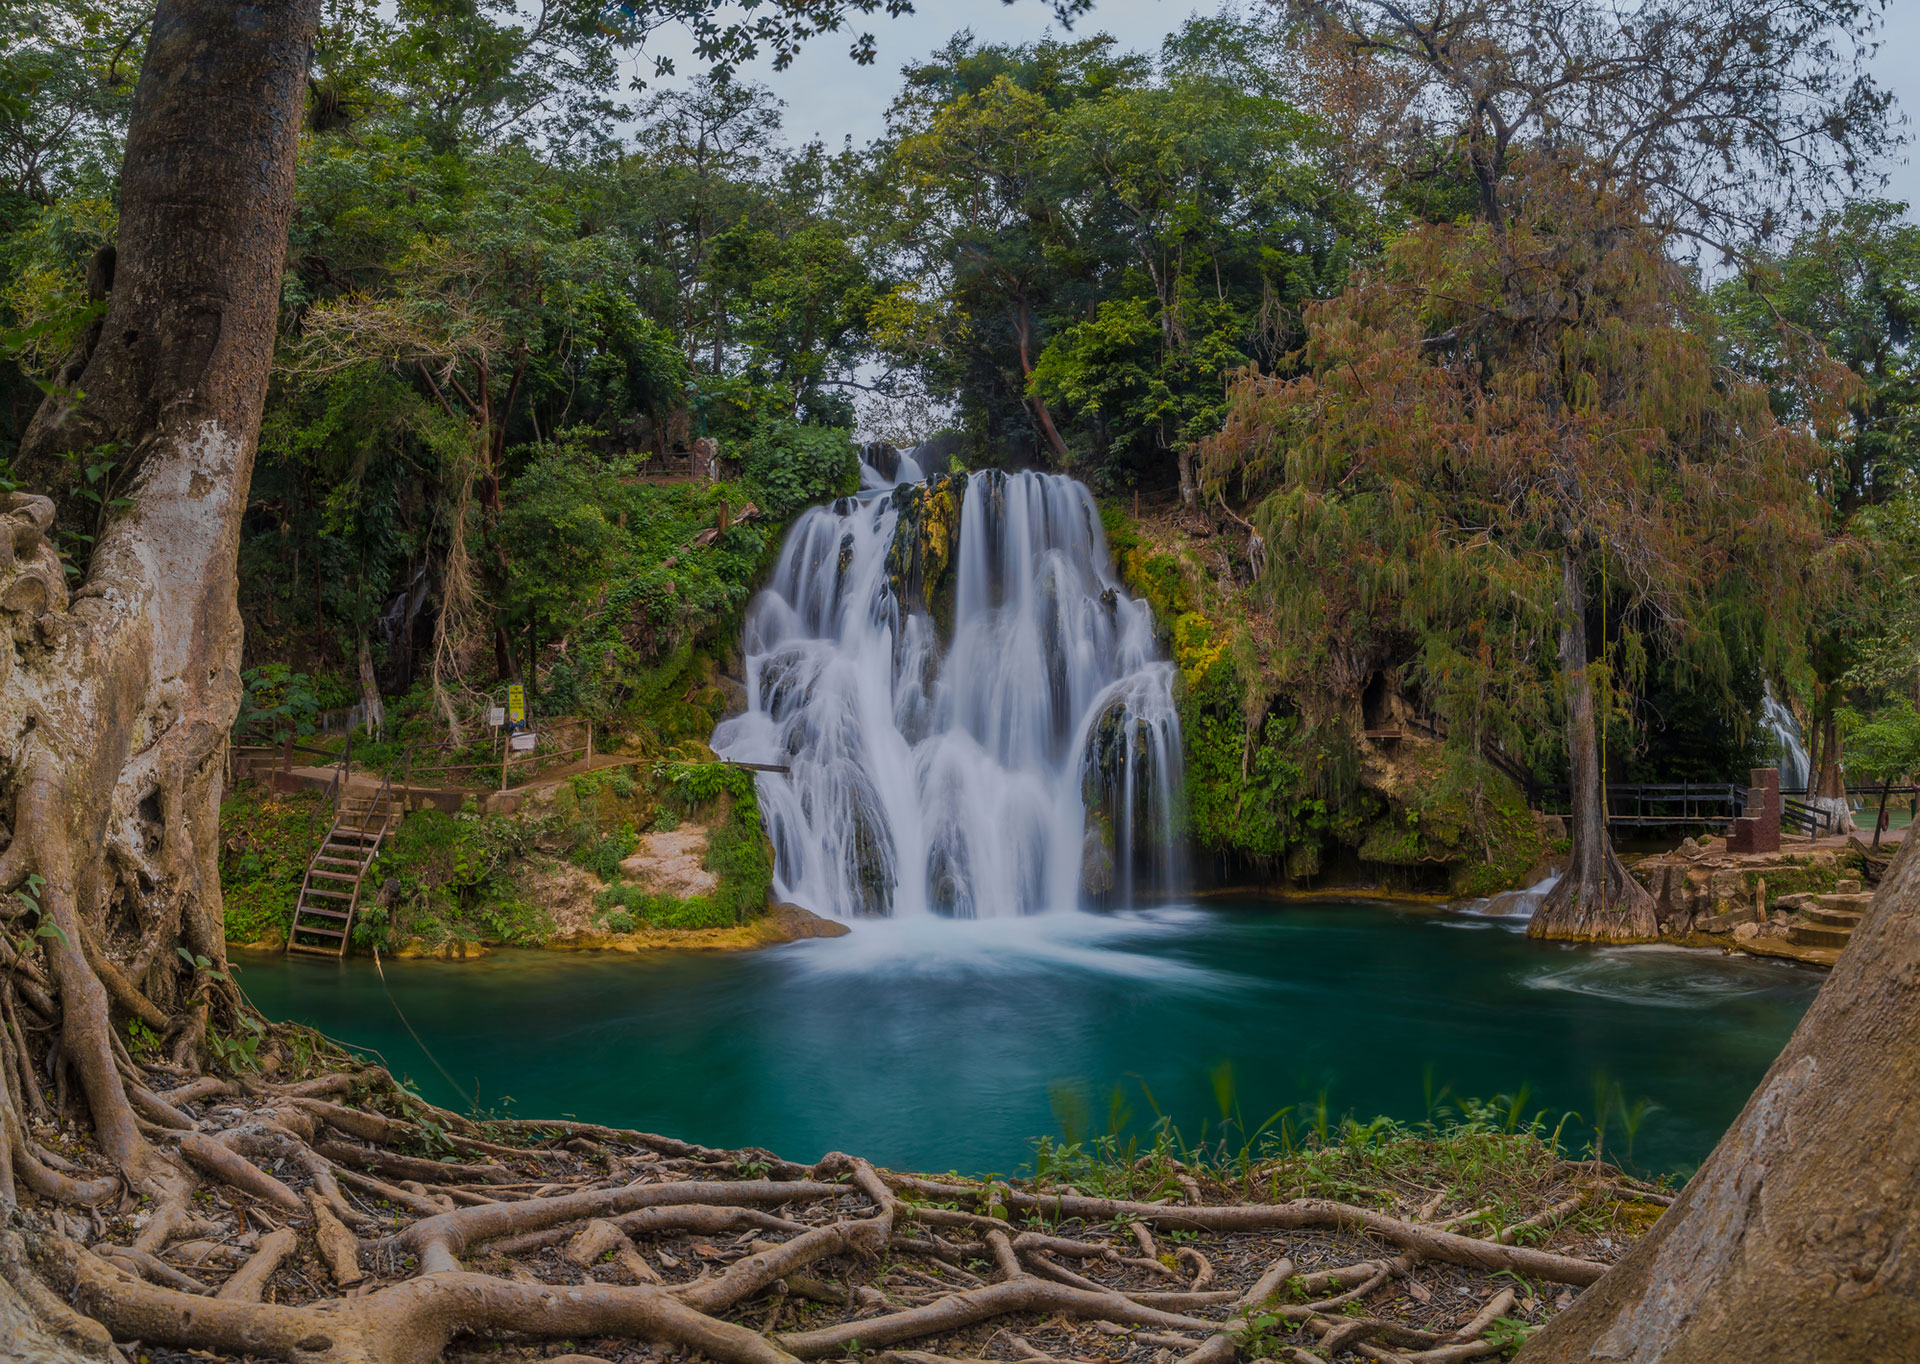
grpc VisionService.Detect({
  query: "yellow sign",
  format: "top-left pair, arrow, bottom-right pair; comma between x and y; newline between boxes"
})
506,683 -> 525,725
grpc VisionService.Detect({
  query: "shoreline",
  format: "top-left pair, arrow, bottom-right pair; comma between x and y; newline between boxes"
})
239,899 -> 849,961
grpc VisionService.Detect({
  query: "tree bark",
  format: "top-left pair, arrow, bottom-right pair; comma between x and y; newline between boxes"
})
1811,706 -> 1858,836
1520,827 -> 1920,1362
1176,448 -> 1198,512
357,631 -> 386,741
0,0 -> 322,1190
1010,295 -> 1073,466
1528,553 -> 1657,942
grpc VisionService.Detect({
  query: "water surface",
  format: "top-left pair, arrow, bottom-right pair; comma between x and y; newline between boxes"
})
240,899 -> 1819,1178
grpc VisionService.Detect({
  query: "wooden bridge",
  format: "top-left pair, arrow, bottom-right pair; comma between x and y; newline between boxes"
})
1364,693 -> 1843,838
1528,782 -> 1836,838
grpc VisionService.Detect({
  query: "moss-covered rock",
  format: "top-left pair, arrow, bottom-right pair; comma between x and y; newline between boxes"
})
1099,497 -> 1549,896
886,472 -> 966,617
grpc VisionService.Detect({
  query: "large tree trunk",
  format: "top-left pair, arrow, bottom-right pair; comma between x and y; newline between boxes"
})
0,0 -> 321,1189
1529,553 -> 1657,942
1521,825 -> 1920,1362
357,631 -> 386,741
1810,705 -> 1857,836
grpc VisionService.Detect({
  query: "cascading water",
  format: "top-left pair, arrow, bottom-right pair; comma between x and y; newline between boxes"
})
712,462 -> 1182,919
1760,687 -> 1810,793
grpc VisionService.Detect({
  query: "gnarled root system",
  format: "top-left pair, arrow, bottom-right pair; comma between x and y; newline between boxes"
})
1,1060 -> 1669,1364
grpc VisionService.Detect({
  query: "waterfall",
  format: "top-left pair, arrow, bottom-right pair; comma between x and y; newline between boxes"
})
1761,687 -> 1810,793
713,466 -> 1183,918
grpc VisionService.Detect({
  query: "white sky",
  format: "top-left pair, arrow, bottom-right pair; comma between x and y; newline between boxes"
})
645,0 -> 1920,218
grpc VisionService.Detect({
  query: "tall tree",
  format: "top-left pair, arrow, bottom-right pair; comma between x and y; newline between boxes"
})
1712,199 -> 1920,827
1201,175 -> 1837,939
879,19 -> 1362,498
1232,0 -> 1897,935
1281,0 -> 1898,256
0,0 -> 1085,1352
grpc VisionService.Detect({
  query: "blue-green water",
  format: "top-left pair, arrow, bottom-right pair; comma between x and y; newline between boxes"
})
238,899 -> 1820,1178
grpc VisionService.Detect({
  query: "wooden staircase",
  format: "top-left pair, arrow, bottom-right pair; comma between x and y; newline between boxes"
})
287,780 -> 401,957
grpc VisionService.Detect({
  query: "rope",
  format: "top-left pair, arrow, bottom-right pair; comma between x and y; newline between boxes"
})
371,945 -> 476,1112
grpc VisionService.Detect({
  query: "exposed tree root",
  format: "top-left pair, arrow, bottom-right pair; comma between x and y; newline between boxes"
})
0,1047 -> 1669,1364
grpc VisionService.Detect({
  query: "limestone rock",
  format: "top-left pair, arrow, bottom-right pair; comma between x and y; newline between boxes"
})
768,902 -> 850,940
618,825 -> 718,898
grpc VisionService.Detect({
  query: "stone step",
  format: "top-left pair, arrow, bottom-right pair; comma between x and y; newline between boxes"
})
1814,891 -> 1875,914
1789,922 -> 1854,949
1804,905 -> 1862,928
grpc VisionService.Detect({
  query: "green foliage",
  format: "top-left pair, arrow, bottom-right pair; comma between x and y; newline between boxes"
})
881,18 -> 1373,491
1839,700 -> 1920,785
703,807 -> 775,923
218,787 -> 330,944
571,823 -> 638,882
738,419 -> 858,518
208,1016 -> 270,1074
596,882 -> 734,931
363,810 -> 551,951
234,665 -> 323,744
1201,177 -> 1833,890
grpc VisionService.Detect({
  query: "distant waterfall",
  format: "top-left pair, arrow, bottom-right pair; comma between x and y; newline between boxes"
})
713,465 -> 1182,918
1761,688 -> 1810,793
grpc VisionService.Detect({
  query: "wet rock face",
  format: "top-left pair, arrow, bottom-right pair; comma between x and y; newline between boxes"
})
845,786 -> 896,917
1081,813 -> 1115,896
862,441 -> 901,482
768,901 -> 851,939
885,473 -> 965,614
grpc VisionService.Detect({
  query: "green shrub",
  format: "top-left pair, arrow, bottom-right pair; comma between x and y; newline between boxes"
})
740,419 -> 859,517
365,810 -> 551,950
595,882 -> 734,931
601,908 -> 637,934
571,822 -> 637,880
218,786 -> 329,942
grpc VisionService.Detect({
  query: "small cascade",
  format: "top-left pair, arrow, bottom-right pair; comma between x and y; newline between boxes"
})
1452,871 -> 1561,923
713,469 -> 1182,918
858,440 -> 924,490
1761,687 -> 1810,793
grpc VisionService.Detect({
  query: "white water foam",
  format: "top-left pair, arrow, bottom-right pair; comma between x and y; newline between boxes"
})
714,466 -> 1182,919
1522,946 -> 1791,1008
773,906 -> 1230,987
1451,872 -> 1562,924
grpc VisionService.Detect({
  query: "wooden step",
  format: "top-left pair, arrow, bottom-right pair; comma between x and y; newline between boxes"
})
1788,922 -> 1853,949
287,789 -> 400,958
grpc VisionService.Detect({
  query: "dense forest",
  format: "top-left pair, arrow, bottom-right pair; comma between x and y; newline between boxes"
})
11,0 -> 1916,920
3,1 -> 1920,1362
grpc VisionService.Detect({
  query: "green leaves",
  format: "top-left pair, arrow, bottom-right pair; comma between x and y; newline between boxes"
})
738,420 -> 859,518
177,945 -> 231,984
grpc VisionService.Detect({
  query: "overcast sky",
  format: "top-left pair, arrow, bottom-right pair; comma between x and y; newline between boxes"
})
646,0 -> 1920,218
